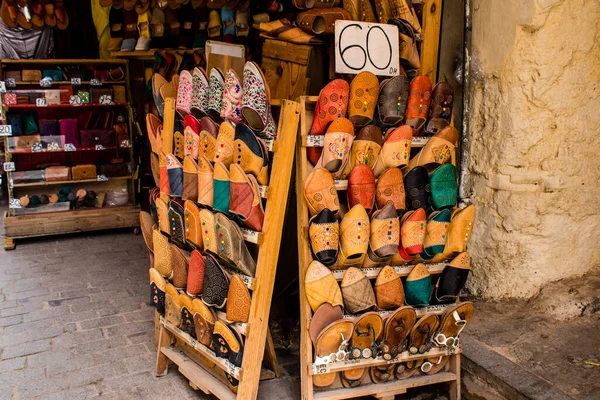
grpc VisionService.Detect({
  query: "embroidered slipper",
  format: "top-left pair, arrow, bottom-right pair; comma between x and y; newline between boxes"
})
347,165 -> 375,213
375,75 -> 410,130
190,67 -> 209,118
207,68 -> 225,123
229,163 -> 265,232
374,266 -> 405,310
241,61 -> 271,132
341,267 -> 376,314
146,113 -> 163,156
176,70 -> 193,118
337,204 -> 370,269
155,197 -> 170,235
400,208 -> 426,255
197,116 -> 219,160
308,79 -> 350,165
213,161 -> 231,215
376,168 -> 405,212
165,283 -> 182,328
183,157 -> 199,201
214,120 -> 235,167
180,292 -> 196,338
445,205 -> 475,255
349,72 -> 379,127
404,166 -> 431,211
350,311 -> 383,359
153,229 -> 173,279
433,252 -> 470,304
369,365 -> 394,383
195,155 -> 214,208
254,18 -> 323,44
193,297 -> 216,348
430,163 -> 457,210
315,117 -> 355,180
168,199 -> 186,246
404,263 -> 431,307
380,125 -> 413,170
422,209 -> 451,258
150,267 -> 167,314
297,7 -> 350,35
226,274 -> 251,323
184,201 -> 203,250
407,126 -> 458,171
166,153 -> 183,198
405,75 -> 433,135
380,306 -> 416,360
170,243 -> 190,289
391,231 -> 415,265
220,69 -> 243,123
314,319 -> 354,387
200,208 -> 218,254
174,129 -> 186,160
234,123 -> 269,186
367,201 -> 400,262
309,209 -> 339,267
186,249 -> 205,296
408,313 -> 439,354
433,301 -> 475,349
201,254 -> 230,308
425,81 -> 454,136
350,125 -> 382,171
140,211 -> 156,254
305,260 -> 344,312
215,213 -> 256,277
395,360 -> 418,380
309,303 -> 344,345
304,168 -> 340,217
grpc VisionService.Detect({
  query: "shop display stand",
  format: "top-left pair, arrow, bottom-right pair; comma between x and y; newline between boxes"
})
1,59 -> 139,250
295,96 -> 460,400
155,100 -> 301,400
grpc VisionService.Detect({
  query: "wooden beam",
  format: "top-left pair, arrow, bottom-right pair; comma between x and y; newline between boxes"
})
420,0 -> 443,83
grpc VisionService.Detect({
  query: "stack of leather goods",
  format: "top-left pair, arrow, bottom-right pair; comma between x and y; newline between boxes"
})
300,71 -> 475,388
141,60 -> 276,393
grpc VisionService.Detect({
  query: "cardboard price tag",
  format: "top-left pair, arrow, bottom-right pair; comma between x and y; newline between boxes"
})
36,98 -> 47,107
0,81 -> 6,92
9,198 -> 21,209
90,79 -> 102,86
3,162 -> 15,172
95,144 -> 105,150
71,78 -> 81,85
334,20 -> 400,76
0,124 -> 12,136
97,174 -> 109,182
64,143 -> 77,151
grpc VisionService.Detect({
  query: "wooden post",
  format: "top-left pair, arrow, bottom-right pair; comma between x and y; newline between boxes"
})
155,325 -> 173,377
420,0 -> 443,83
448,353 -> 461,400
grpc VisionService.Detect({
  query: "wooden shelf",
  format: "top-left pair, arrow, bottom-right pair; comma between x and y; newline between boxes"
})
339,303 -> 456,322
330,263 -> 447,280
6,102 -> 128,109
7,80 -> 125,86
12,175 -> 132,188
8,145 -> 127,155
1,59 -> 127,65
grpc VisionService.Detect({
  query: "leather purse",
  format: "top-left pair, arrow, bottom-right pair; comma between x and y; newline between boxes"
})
71,164 -> 97,180
59,85 -> 73,104
59,119 -> 80,147
44,90 -> 61,105
91,87 -> 113,104
114,123 -> 129,147
7,115 -> 22,135
100,162 -> 129,177
39,119 -> 59,136
45,166 -> 71,182
28,92 -> 44,105
22,69 -> 42,81
42,70 -> 64,82
5,71 -> 21,81
113,85 -> 126,103
80,129 -> 115,148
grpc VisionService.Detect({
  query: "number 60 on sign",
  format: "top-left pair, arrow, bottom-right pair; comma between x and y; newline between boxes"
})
334,20 -> 400,77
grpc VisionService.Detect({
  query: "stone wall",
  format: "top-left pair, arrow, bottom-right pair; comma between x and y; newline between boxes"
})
466,0 -> 600,298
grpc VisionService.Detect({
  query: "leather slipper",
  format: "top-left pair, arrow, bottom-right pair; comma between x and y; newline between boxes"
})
153,228 -> 173,279
375,75 -> 410,129
407,126 -> 458,171
180,292 -> 196,338
445,205 -> 475,256
341,267 -> 376,314
379,125 -> 412,170
404,166 -> 431,211
308,79 -> 350,165
375,167 -> 405,212
226,274 -> 251,323
315,117 -> 355,180
229,163 -> 265,232
139,211 -> 155,253
186,249 -> 205,296
304,168 -> 340,217
391,231 -> 415,265
337,204 -> 369,268
215,213 -> 257,277
213,161 -> 231,215
184,200 -> 203,250
309,303 -> 344,345
165,283 -> 182,328
234,123 -> 269,186
305,260 -> 343,312
16,0 -> 32,29
241,61 -> 271,132
433,301 -> 475,348
176,70 -> 193,118
191,67 -> 210,118
193,297 -> 216,348
374,266 -> 405,310
408,313 -> 439,354
2,0 -> 18,28
155,197 -> 170,235
404,263 -> 431,307
168,200 -> 186,246
430,163 -> 457,210
349,71 -> 379,127
198,116 -> 219,160
380,306 -> 416,360
309,209 -> 339,267
297,7 -> 350,35
170,243 -> 190,289
350,125 -> 382,171
425,81 -> 454,136
347,165 -> 375,213
220,68 -> 243,123
350,311 -> 383,359
183,156 -> 199,202
213,320 -> 242,361
214,120 -> 235,167
405,75 -> 432,135
423,356 -> 449,375
152,74 -> 168,117
199,208 -> 218,254
146,113 -> 163,155
314,319 -> 354,387
368,201 -> 400,259
159,152 -> 171,198
422,209 -> 451,258
166,153 -> 183,198
433,252 -> 470,304
254,18 -> 323,45
175,128 -> 186,160
197,155 -> 214,208
150,268 -> 167,315
201,254 -> 230,308
208,67 -> 225,123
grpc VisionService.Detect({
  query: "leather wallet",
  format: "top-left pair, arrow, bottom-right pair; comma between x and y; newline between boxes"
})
91,87 -> 113,104
22,69 -> 42,81
42,70 -> 63,82
59,119 -> 80,147
100,162 -> 128,177
39,119 -> 59,136
71,164 -> 97,180
45,166 -> 71,182
80,129 -> 115,148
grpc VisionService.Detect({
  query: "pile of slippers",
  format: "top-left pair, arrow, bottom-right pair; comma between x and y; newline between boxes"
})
18,187 -> 104,209
1,0 -> 69,30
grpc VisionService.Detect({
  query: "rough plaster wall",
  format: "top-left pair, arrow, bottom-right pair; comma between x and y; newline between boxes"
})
466,0 -> 600,298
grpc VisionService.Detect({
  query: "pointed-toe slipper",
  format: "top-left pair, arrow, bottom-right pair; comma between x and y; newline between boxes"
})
405,75 -> 432,135
305,260 -> 344,312
348,71 -> 379,127
425,81 -> 454,136
337,204 -> 370,268
309,209 -> 339,267
374,266 -> 405,310
215,213 -> 256,277
404,263 -> 431,307
304,168 -> 340,217
341,267 -> 376,314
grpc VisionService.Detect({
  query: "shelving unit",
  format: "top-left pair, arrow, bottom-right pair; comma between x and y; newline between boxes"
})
1,59 -> 140,250
295,96 -> 461,400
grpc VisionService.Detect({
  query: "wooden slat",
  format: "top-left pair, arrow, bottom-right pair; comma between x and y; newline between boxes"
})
339,303 -> 455,322
419,0 -> 443,82
330,263 -> 447,280
263,39 -> 312,65
1,58 -> 127,65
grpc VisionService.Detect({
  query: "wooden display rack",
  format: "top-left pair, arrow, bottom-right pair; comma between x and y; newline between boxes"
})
295,96 -> 460,400
1,59 -> 140,250
155,99 -> 301,400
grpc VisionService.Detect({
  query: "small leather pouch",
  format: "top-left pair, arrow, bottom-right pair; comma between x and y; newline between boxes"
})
8,115 -> 22,135
22,69 -> 42,81
44,90 -> 61,105
39,119 -> 59,136
100,162 -> 129,177
80,129 -> 115,148
91,87 -> 113,104
114,123 -> 129,147
45,166 -> 71,182
94,70 -> 110,82
5,71 -> 21,81
71,164 -> 97,180
113,85 -> 126,103
59,85 -> 73,104
59,119 -> 80,147
42,70 -> 63,82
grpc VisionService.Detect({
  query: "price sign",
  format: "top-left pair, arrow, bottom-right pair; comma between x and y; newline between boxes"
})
0,81 -> 6,92
95,144 -> 105,151
31,142 -> 43,152
3,162 -> 15,172
334,20 -> 399,76
70,78 -> 81,85
39,78 -> 52,87
5,78 -> 14,88
64,143 -> 77,151
90,79 -> 102,86
0,124 -> 12,136
9,198 -> 21,209
36,98 -> 47,107
97,174 -> 109,181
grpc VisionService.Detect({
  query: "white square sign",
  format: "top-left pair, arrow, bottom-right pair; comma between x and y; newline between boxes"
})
334,20 -> 400,77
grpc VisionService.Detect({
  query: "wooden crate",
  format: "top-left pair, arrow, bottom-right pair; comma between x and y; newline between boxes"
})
155,99 -> 301,400
294,96 -> 461,400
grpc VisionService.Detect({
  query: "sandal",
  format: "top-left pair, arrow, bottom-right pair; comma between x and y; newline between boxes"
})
433,302 -> 475,350
395,360 -> 418,379
254,18 -> 323,45
422,355 -> 449,374
380,306 -> 416,360
408,313 -> 439,354
350,312 -> 383,359
313,319 -> 354,388
369,365 -> 394,383
309,303 -> 344,345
